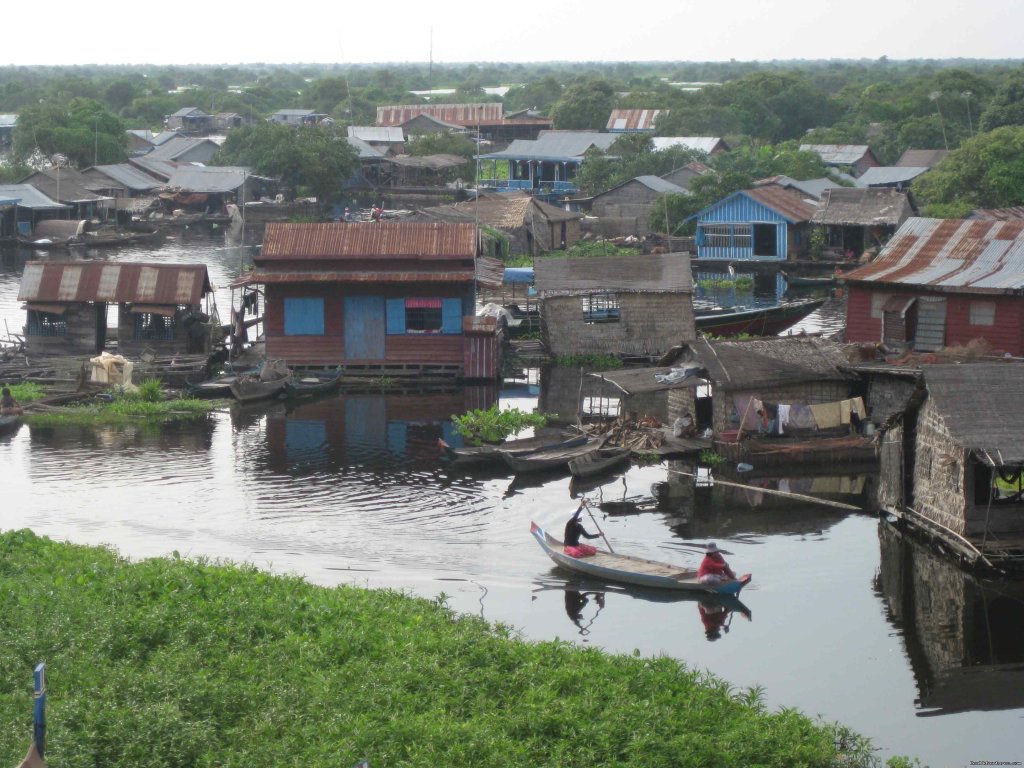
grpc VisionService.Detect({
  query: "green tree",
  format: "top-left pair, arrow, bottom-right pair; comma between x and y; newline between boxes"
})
549,78 -> 615,130
13,98 -> 126,167
503,76 -> 563,114
979,67 -> 1024,131
913,126 -> 1024,217
215,121 -> 358,205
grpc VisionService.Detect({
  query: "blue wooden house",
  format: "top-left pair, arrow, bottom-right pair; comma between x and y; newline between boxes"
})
685,185 -> 820,262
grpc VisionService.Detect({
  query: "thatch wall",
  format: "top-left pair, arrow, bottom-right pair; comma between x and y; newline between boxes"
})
866,373 -> 918,425
714,381 -> 850,435
541,291 -> 694,358
912,398 -> 970,535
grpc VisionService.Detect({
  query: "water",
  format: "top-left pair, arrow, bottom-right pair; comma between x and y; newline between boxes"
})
2,238 -> 1022,768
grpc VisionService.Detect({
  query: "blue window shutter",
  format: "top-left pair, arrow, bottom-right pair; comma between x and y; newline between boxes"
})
284,297 -> 324,335
441,298 -> 462,334
386,298 -> 406,334
696,227 -> 705,246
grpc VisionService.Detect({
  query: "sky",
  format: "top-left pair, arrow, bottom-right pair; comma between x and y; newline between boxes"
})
4,0 -> 1022,67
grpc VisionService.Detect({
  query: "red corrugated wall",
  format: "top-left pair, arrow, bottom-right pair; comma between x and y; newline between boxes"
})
845,286 -> 881,342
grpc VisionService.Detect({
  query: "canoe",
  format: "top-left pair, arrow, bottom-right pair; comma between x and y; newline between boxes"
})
284,369 -> 343,398
0,414 -> 22,436
439,432 -> 588,466
186,375 -> 241,398
530,521 -> 751,594
695,298 -> 825,337
502,436 -> 606,474
228,372 -> 291,404
568,446 -> 631,479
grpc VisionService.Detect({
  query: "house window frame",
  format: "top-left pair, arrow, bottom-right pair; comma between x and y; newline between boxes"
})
133,307 -> 180,341
582,292 -> 621,324
386,297 -> 463,335
26,309 -> 67,337
969,300 -> 996,326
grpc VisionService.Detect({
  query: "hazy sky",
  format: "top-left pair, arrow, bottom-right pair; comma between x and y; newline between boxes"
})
5,0 -> 1021,67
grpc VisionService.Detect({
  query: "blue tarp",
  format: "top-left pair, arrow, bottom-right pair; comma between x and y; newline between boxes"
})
504,267 -> 535,285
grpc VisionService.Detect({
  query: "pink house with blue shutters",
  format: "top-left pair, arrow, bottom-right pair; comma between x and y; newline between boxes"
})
246,221 -> 501,379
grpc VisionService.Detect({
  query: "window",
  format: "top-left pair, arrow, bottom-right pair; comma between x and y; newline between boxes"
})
969,301 -> 996,326
404,298 -> 443,333
26,310 -> 66,337
386,298 -> 463,335
582,293 -> 620,324
284,297 -> 325,336
134,312 -> 175,341
700,223 -> 752,249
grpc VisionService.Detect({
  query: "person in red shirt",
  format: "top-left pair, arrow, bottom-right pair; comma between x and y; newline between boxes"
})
697,542 -> 737,585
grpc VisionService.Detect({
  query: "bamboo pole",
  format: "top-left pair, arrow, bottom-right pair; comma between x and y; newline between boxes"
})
581,499 -> 615,553
666,468 -> 864,512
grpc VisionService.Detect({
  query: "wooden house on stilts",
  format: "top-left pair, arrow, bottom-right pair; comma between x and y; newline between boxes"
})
878,363 -> 1024,570
243,222 -> 503,379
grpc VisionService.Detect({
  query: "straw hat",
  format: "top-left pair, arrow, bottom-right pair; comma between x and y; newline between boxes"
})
705,542 -> 732,555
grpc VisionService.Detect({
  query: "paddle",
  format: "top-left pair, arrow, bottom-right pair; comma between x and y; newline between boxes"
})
581,498 -> 615,554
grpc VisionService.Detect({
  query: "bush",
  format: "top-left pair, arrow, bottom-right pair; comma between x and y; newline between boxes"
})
451,405 -> 548,445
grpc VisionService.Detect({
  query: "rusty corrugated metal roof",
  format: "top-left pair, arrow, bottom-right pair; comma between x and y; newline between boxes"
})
246,270 -> 476,284
842,217 -> 1024,293
969,206 -> 1024,222
377,103 -> 504,127
18,262 -> 211,304
744,185 -> 819,223
260,222 -> 477,261
606,109 -> 667,131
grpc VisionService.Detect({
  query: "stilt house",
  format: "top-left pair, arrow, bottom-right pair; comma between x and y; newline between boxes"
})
246,222 -> 502,379
533,252 -> 695,360
17,261 -> 216,356
878,363 -> 1024,568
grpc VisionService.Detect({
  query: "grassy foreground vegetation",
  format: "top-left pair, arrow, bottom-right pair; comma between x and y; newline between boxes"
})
0,530 -> 897,768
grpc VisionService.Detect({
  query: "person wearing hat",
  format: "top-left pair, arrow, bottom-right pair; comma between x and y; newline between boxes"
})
697,542 -> 737,585
563,505 -> 601,558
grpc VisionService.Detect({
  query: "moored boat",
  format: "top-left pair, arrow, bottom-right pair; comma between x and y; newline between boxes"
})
284,368 -> 344,399
503,436 -> 606,474
695,298 -> 825,337
438,431 -> 588,466
530,522 -> 751,594
0,413 -> 23,436
568,446 -> 631,479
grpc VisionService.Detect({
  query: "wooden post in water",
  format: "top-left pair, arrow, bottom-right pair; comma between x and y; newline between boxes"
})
33,663 -> 46,759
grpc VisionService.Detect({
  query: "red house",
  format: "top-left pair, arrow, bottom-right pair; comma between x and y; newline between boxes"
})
843,217 -> 1024,355
247,222 -> 501,379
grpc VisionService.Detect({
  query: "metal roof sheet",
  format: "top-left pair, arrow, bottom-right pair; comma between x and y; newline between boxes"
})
260,222 -> 478,260
89,164 -> 165,191
969,206 -> 1024,222
606,109 -> 667,131
384,154 -> 468,170
742,185 -> 819,223
0,114 -> 17,128
146,137 -> 219,161
799,144 -> 875,166
534,252 -> 693,295
842,217 -> 1024,293
922,363 -> 1024,466
478,131 -> 617,161
19,169 -> 113,205
651,137 -> 729,154
168,107 -> 207,118
18,262 -> 212,304
896,148 -> 950,168
857,166 -> 929,186
166,166 -> 249,193
377,103 -> 504,127
347,126 -> 405,143
419,194 -> 581,229
346,136 -> 385,160
246,270 -> 476,284
129,155 -> 179,181
0,184 -> 68,210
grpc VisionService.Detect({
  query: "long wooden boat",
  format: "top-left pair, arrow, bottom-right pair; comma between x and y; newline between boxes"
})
439,432 -> 588,466
530,522 -> 751,594
284,369 -> 344,399
228,372 -> 291,404
503,436 -> 606,474
568,446 -> 631,479
695,298 -> 825,337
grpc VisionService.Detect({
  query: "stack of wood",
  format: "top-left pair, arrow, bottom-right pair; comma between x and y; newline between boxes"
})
584,415 -> 666,452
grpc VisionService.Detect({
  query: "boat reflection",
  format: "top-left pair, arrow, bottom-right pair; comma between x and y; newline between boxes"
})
535,571 -> 753,642
876,521 -> 1024,716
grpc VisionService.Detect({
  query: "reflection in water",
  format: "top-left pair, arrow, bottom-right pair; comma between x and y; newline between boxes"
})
564,590 -> 606,637
698,597 -> 752,642
876,522 -> 1024,715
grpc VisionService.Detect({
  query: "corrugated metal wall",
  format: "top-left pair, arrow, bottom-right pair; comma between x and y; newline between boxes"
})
696,195 -> 788,261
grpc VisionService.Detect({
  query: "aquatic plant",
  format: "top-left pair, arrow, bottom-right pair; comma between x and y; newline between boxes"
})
451,404 -> 548,445
697,276 -> 755,291
25,394 -> 214,427
700,448 -> 727,466
5,381 -> 46,403
0,530 -> 891,768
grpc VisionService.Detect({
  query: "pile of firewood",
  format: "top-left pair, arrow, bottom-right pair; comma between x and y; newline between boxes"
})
585,415 -> 667,452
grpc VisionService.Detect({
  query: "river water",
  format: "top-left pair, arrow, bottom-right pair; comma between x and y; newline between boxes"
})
2,234 -> 1022,768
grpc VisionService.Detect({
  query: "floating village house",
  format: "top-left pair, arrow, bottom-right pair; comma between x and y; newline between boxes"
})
165,108 -> 213,134
878,363 -> 1024,569
268,109 -> 331,126
0,184 -> 69,238
376,103 -> 552,145
589,175 -> 688,237
810,187 -> 915,258
534,252 -> 695,360
17,261 -> 216,356
685,184 -> 819,262
799,144 -> 880,178
476,130 -> 618,200
244,222 -> 502,379
19,168 -> 115,222
606,109 -> 668,133
842,217 -> 1024,356
418,193 -> 582,256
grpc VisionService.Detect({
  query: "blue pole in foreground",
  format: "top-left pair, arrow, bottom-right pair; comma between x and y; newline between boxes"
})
33,663 -> 46,759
